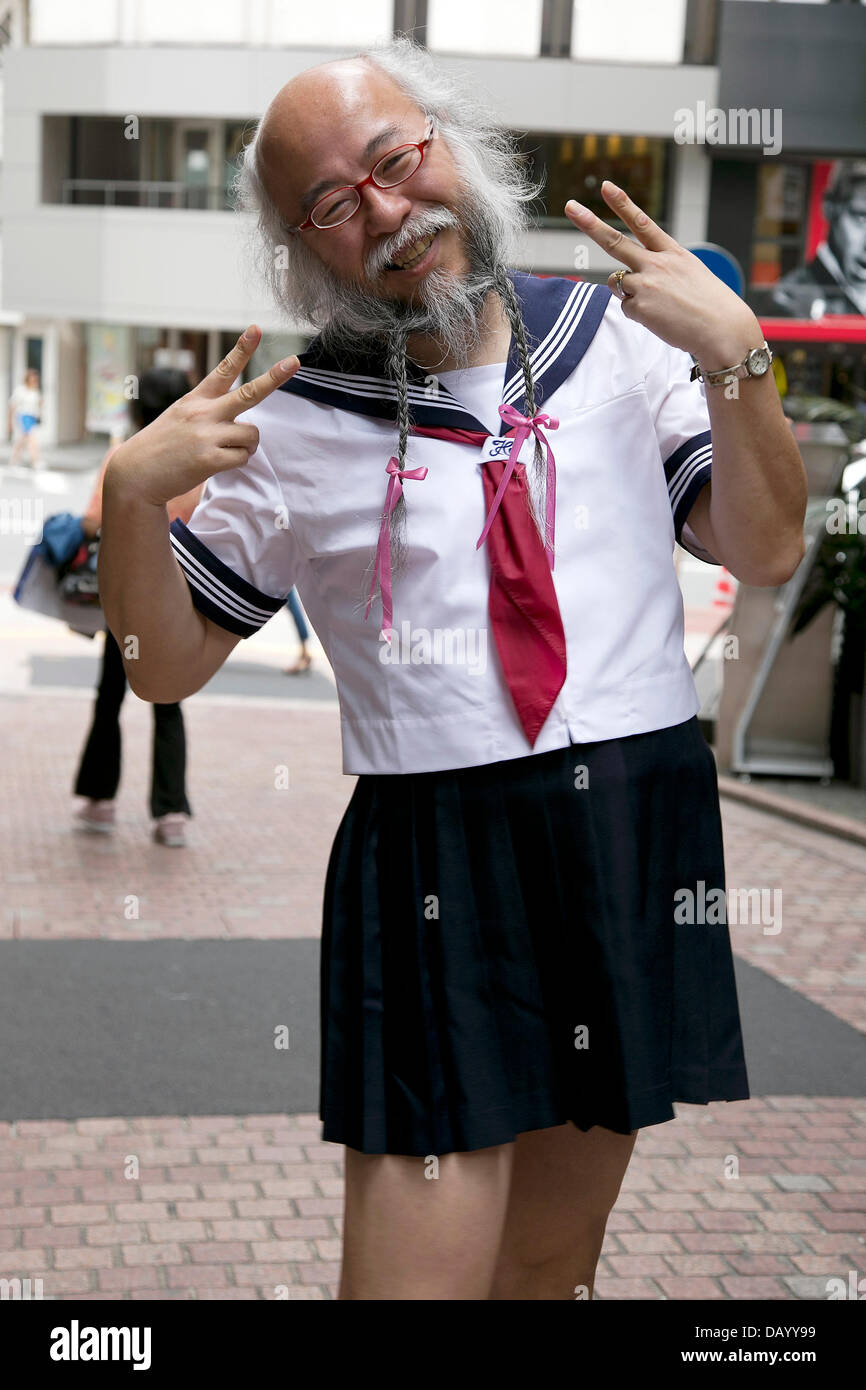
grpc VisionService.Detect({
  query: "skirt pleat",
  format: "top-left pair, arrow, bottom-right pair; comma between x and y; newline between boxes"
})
319,715 -> 750,1156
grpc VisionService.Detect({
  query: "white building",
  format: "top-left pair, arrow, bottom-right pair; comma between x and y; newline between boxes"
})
1,0 -> 716,445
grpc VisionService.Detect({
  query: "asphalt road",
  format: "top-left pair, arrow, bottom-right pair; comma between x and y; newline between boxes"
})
0,942 -> 862,1122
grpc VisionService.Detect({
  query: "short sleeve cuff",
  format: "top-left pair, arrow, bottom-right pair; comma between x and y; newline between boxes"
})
664,430 -> 713,545
169,518 -> 287,637
679,518 -> 720,566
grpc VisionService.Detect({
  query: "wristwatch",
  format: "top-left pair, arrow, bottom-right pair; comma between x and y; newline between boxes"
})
689,342 -> 774,387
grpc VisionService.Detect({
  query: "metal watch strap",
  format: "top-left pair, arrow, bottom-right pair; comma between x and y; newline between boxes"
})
691,362 -> 747,387
689,343 -> 772,387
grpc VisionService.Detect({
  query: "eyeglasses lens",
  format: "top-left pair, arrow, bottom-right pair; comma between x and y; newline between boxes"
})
311,143 -> 424,228
373,146 -> 423,188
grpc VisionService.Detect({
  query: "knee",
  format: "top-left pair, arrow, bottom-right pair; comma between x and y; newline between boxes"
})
491,1214 -> 609,1300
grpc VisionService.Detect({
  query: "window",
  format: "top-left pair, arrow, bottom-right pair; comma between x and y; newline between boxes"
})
61,116 -> 139,205
224,121 -> 253,209
47,116 -> 245,210
571,0 -> 687,64
428,0 -> 543,55
750,163 -> 808,288
517,131 -> 671,228
142,121 -> 173,185
31,0 -> 118,43
270,0 -> 392,46
135,0 -> 244,43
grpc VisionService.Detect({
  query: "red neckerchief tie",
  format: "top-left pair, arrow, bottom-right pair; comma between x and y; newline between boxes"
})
412,407 -> 567,746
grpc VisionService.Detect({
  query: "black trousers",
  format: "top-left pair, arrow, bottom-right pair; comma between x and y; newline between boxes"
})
73,629 -> 192,819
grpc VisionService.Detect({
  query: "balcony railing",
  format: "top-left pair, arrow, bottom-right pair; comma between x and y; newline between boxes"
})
60,179 -> 232,210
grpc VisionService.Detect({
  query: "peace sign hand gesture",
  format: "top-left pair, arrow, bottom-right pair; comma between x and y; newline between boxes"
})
107,325 -> 299,507
565,181 -> 761,371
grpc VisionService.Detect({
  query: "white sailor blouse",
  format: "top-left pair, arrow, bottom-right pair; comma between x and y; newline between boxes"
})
169,272 -> 717,775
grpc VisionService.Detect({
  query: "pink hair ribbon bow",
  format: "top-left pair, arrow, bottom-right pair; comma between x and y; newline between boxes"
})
364,455 -> 429,641
476,405 -> 559,569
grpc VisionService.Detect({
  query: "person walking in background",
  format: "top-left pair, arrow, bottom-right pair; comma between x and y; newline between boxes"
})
284,586 -> 312,673
7,368 -> 43,469
73,367 -> 202,848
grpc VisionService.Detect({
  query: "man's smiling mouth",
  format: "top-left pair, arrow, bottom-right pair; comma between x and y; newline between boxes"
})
385,231 -> 437,272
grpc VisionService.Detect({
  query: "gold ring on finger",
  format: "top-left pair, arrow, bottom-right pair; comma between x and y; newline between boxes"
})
612,268 -> 632,299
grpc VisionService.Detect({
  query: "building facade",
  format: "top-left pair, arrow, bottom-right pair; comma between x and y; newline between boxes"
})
1,0 -> 863,445
707,0 -> 866,406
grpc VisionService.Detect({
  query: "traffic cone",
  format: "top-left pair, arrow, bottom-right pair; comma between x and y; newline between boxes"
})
713,567 -> 736,611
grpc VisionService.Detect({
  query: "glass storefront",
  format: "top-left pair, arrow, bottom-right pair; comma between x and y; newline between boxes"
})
750,162 -> 810,293
516,131 -> 671,228
742,158 -> 866,413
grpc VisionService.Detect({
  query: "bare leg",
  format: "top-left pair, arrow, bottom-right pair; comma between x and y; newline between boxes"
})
339,1142 -> 514,1300
488,1122 -> 638,1300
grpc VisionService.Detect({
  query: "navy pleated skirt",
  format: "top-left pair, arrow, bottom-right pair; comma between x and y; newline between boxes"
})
319,715 -> 750,1157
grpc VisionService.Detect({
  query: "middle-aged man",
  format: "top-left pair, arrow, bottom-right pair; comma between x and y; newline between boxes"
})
772,158 -> 866,318
100,39 -> 807,1300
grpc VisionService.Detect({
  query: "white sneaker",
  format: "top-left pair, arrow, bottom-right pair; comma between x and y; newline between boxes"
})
74,799 -> 116,833
153,813 -> 187,847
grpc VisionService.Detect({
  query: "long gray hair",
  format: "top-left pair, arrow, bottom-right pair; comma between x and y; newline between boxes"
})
231,36 -> 549,613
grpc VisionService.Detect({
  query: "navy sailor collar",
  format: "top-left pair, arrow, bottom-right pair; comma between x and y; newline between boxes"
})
279,270 -> 611,436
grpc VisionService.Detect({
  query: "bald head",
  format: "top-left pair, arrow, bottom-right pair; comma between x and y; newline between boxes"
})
260,58 -> 386,155
257,58 -> 424,225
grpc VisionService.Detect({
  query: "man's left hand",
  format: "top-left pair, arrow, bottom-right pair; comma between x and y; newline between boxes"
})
565,181 -> 761,371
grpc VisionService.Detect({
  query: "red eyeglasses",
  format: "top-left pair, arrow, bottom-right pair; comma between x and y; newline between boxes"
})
294,117 -> 437,231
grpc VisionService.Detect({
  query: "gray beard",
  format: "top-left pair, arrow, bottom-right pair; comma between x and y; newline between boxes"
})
320,264 -> 495,370
309,204 -> 506,370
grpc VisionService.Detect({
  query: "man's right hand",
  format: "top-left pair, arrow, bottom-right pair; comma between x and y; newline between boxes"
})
106,325 -> 299,506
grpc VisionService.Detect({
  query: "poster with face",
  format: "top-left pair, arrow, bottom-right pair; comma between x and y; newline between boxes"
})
772,159 -> 866,319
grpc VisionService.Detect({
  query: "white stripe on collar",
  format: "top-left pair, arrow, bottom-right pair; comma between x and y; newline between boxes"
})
295,365 -> 478,415
501,280 -> 594,404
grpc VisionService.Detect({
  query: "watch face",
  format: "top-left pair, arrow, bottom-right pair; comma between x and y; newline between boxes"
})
748,347 -> 771,376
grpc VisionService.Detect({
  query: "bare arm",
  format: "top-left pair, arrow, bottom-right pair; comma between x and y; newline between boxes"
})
680,353 -> 807,587
99,476 -> 240,701
98,326 -> 299,702
565,182 -> 807,586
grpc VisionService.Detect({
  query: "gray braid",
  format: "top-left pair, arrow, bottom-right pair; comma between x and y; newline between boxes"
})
493,267 -> 537,419
358,327 -> 412,619
492,267 -> 549,552
386,330 -> 412,475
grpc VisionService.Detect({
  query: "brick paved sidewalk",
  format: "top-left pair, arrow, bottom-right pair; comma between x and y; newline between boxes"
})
1,689 -> 865,1300
721,799 -> 866,1033
1,1101 -> 863,1300
1,693 -> 348,940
